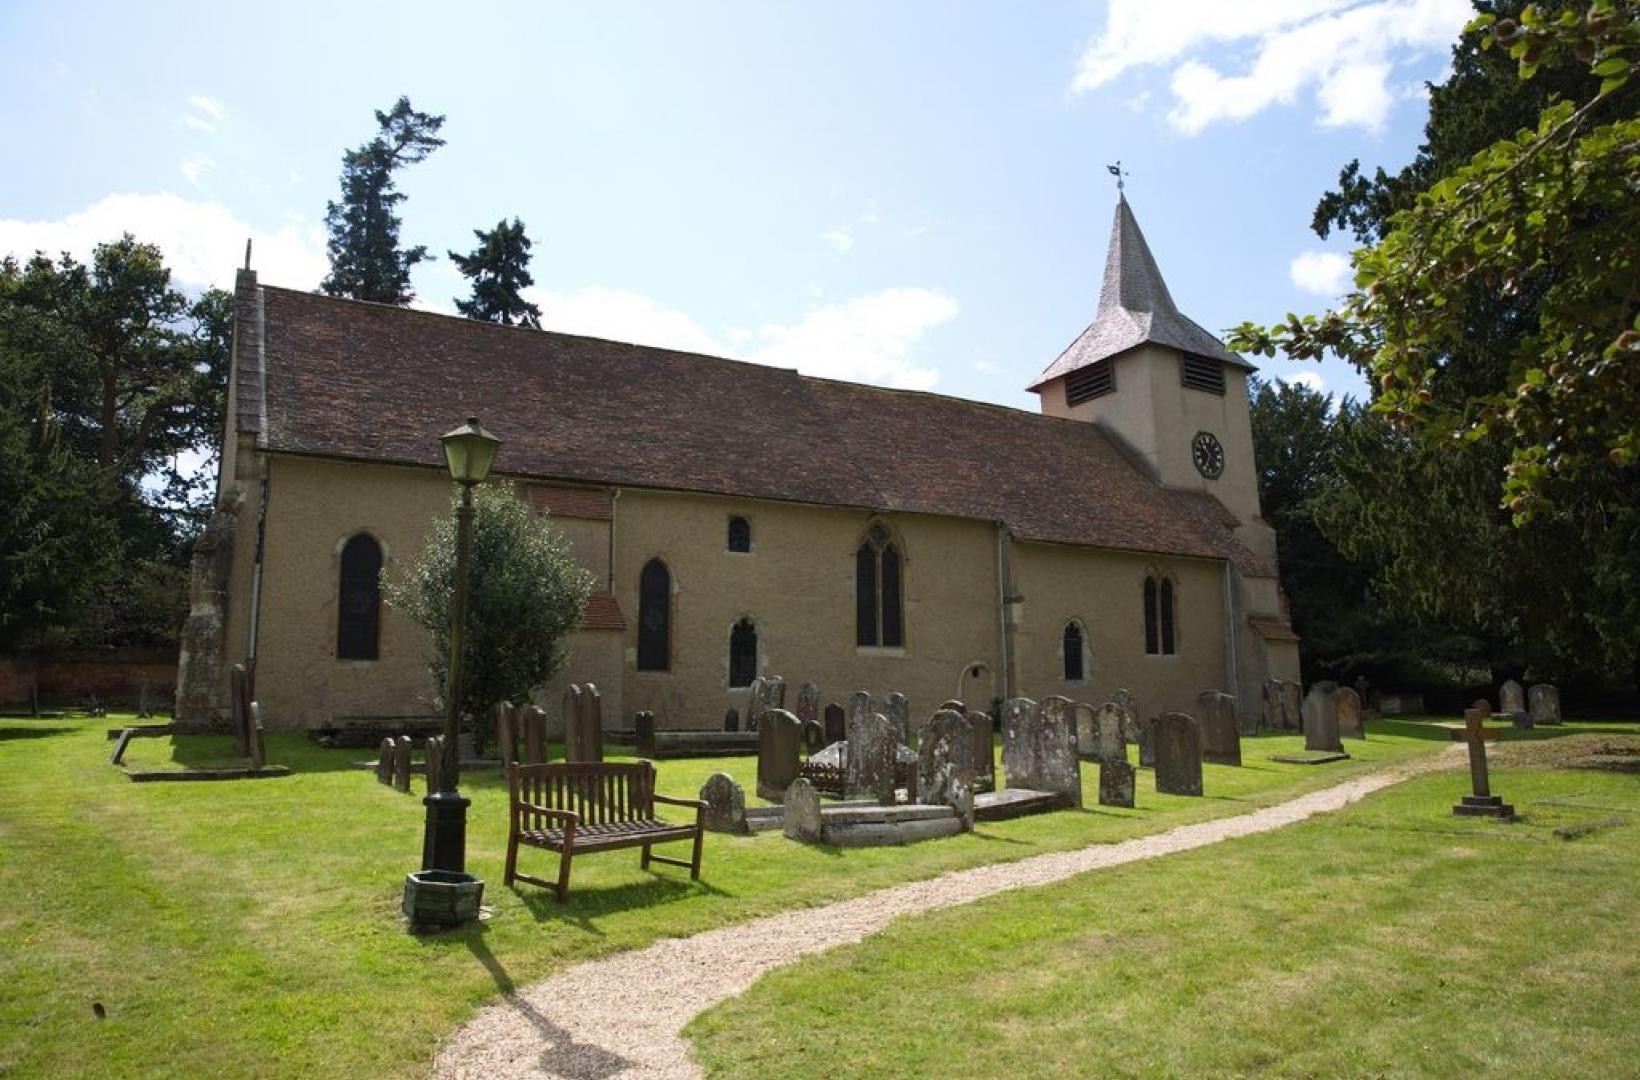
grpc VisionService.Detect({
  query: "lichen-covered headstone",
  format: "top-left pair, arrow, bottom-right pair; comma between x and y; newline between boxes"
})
1333,686 -> 1365,740
1111,689 -> 1143,748
918,709 -> 975,815
392,737 -> 412,793
756,708 -> 804,802
1002,696 -> 1082,806
885,692 -> 910,746
1096,707 -> 1134,806
700,772 -> 748,834
967,710 -> 996,792
1301,686 -> 1344,753
748,675 -> 787,733
846,710 -> 896,804
823,702 -> 846,744
1073,702 -> 1099,761
1499,680 -> 1526,721
1528,684 -> 1561,727
783,778 -> 824,843
1197,691 -> 1241,766
1153,713 -> 1203,796
795,682 -> 820,731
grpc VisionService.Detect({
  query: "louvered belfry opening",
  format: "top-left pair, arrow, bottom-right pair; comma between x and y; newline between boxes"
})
1180,353 -> 1225,395
1064,359 -> 1114,406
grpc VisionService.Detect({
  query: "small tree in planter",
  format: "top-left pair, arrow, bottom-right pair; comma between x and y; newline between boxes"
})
386,482 -> 593,753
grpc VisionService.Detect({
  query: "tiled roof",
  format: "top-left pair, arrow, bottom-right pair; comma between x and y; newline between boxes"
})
1028,195 -> 1252,391
580,592 -> 626,631
248,282 -> 1272,574
528,483 -> 614,521
1248,615 -> 1300,642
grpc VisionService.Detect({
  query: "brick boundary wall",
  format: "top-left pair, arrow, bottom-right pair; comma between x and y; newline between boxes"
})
0,649 -> 178,710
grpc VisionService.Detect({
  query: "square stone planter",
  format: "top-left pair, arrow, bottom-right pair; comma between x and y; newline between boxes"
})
402,870 -> 484,927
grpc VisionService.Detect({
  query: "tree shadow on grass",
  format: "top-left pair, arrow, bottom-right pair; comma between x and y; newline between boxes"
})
0,724 -> 75,741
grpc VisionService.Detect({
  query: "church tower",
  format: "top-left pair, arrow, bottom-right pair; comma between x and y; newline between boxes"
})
1028,194 -> 1272,561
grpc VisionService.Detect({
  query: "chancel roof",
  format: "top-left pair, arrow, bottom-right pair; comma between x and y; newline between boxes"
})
1028,195 -> 1251,391
239,281 -> 1270,574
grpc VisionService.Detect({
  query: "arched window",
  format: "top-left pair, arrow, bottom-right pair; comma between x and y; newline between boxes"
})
637,558 -> 671,671
1143,574 -> 1177,656
337,534 -> 382,660
1063,621 -> 1086,682
729,618 -> 757,687
727,515 -> 751,553
855,523 -> 904,647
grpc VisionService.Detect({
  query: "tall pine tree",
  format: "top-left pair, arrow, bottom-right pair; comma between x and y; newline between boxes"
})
321,96 -> 446,304
449,218 -> 542,327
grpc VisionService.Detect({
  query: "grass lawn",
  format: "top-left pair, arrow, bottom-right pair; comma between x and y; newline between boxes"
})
0,715 -> 1464,1077
686,734 -> 1640,1079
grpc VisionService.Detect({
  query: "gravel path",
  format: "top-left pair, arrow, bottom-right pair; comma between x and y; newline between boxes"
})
436,750 -> 1457,1080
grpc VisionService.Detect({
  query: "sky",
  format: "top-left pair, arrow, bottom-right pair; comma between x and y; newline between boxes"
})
0,0 -> 1477,410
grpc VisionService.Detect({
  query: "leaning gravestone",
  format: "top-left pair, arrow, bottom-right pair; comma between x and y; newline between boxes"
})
823,702 -> 847,745
885,692 -> 911,746
1333,686 -> 1365,740
1302,686 -> 1344,753
1153,713 -> 1203,797
1528,684 -> 1561,727
795,682 -> 820,731
756,708 -> 804,802
918,709 -> 976,820
1197,691 -> 1241,766
392,737 -> 412,793
1499,680 -> 1527,723
1002,696 -> 1082,807
783,778 -> 824,843
376,738 -> 394,784
700,772 -> 749,834
1096,708 -> 1135,807
967,710 -> 996,792
846,708 -> 896,804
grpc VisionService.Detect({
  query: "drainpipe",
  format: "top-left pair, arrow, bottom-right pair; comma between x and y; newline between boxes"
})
995,522 -> 1012,702
245,462 -> 270,669
1223,560 -> 1240,704
607,488 -> 621,593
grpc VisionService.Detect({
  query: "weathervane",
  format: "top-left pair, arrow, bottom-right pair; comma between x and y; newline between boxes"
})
1106,160 -> 1128,192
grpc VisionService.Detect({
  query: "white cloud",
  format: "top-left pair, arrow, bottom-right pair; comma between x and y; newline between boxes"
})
0,192 -> 328,291
180,95 -> 225,134
180,155 -> 214,187
525,284 -> 957,391
1072,0 -> 1471,133
822,226 -> 854,254
1289,250 -> 1353,296
187,95 -> 224,120
1279,370 -> 1327,394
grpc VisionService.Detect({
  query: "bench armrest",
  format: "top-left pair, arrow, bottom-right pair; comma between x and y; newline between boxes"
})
652,794 -> 708,811
514,803 -> 580,826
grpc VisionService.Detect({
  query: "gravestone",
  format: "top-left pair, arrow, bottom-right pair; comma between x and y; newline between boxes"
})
567,683 -> 604,763
1528,684 -> 1561,727
724,707 -> 739,732
802,719 -> 825,752
795,682 -> 820,732
885,692 -> 911,746
756,708 -> 804,802
1302,686 -> 1344,753
1002,696 -> 1082,807
563,685 -> 583,757
247,702 -> 266,769
1096,708 -> 1135,807
847,690 -> 875,738
229,663 -> 250,754
1153,713 -> 1203,797
1073,703 -> 1099,761
1137,716 -> 1157,768
748,675 -> 786,733
918,708 -> 976,825
1378,691 -> 1425,715
392,737 -> 412,792
1197,691 -> 1241,766
783,778 -> 824,843
522,706 -> 548,764
376,738 -> 394,784
635,711 -> 656,758
1453,703 -> 1515,819
495,702 -> 517,767
823,703 -> 846,744
846,710 -> 896,804
137,678 -> 152,720
700,772 -> 748,834
425,734 -> 444,793
1499,680 -> 1526,721
1261,679 -> 1281,732
967,710 -> 996,793
940,699 -> 966,713
1333,686 -> 1365,740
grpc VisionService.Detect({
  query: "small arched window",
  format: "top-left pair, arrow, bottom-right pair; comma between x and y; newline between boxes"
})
729,618 -> 757,688
1143,574 -> 1177,656
337,534 -> 382,660
855,523 -> 904,648
637,558 -> 671,671
1063,621 -> 1086,681
727,515 -> 751,553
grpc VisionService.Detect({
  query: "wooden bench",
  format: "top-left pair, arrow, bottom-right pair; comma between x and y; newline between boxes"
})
505,760 -> 706,901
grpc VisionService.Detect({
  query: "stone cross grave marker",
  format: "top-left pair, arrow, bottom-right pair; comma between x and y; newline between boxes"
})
1333,686 -> 1366,740
756,708 -> 804,802
700,772 -> 748,834
1153,713 -> 1203,797
1302,686 -> 1344,753
1197,691 -> 1241,766
1528,684 -> 1561,727
1002,696 -> 1083,807
1453,702 -> 1515,819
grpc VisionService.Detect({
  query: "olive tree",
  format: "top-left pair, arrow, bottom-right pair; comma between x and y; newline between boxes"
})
385,482 -> 593,750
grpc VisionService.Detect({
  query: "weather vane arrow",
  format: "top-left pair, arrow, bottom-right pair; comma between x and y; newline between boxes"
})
1106,160 -> 1128,192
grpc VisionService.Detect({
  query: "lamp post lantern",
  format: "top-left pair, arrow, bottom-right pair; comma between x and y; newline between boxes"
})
408,416 -> 499,924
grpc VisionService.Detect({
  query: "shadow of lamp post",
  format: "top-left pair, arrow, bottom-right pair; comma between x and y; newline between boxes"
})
403,416 -> 501,929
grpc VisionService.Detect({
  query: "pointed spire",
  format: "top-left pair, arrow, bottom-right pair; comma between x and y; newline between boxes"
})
1028,195 -> 1249,392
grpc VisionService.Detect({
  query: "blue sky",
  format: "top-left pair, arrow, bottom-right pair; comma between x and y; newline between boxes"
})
0,1 -> 1475,408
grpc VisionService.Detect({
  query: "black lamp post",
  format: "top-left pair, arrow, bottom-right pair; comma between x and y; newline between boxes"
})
419,416 -> 500,879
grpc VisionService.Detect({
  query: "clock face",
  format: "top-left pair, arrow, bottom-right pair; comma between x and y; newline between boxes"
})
1192,431 -> 1225,479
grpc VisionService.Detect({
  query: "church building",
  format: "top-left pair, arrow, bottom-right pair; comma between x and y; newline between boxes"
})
175,195 -> 1299,734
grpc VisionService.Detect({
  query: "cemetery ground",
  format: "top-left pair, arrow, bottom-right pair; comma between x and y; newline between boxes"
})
0,718 -> 1628,1077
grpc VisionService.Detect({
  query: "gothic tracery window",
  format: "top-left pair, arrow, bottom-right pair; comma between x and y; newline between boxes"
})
1143,574 -> 1177,656
855,523 -> 904,648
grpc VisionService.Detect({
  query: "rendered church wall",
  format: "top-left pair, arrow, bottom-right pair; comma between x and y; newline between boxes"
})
612,490 -> 1003,731
1009,539 -> 1229,720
